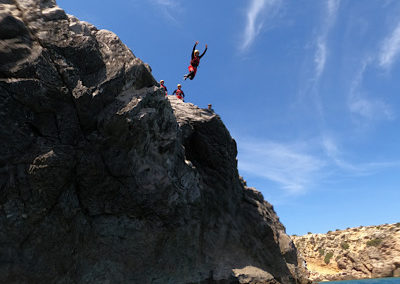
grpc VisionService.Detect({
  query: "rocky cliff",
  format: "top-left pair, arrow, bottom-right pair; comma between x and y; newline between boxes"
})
292,223 -> 400,282
0,1 -> 309,283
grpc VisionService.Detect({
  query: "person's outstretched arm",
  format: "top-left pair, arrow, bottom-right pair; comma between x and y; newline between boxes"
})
182,91 -> 185,97
200,44 -> 208,59
172,90 -> 176,95
191,41 -> 199,59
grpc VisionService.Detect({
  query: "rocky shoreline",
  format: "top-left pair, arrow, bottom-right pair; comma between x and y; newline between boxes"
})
292,223 -> 400,282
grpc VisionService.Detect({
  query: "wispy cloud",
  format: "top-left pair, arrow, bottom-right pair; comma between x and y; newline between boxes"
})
314,38 -> 327,79
322,135 -> 400,175
237,139 -> 325,193
149,0 -> 182,23
379,21 -> 400,70
153,0 -> 176,7
240,0 -> 282,51
298,0 -> 340,122
345,19 -> 400,122
237,135 -> 400,194
348,97 -> 394,121
348,59 -> 395,121
312,0 -> 340,80
327,0 -> 340,19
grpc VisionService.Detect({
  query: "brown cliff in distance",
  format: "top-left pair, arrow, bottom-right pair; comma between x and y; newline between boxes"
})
292,223 -> 400,282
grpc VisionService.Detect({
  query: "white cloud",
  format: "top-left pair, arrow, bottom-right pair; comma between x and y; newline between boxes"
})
153,0 -> 176,7
237,135 -> 400,194
379,22 -> 400,70
314,38 -> 327,79
322,135 -> 400,175
327,0 -> 340,20
237,139 -> 325,193
345,19 -> 400,122
348,97 -> 394,121
149,0 -> 182,23
348,59 -> 395,121
240,0 -> 282,51
299,0 -> 340,121
322,135 -> 361,172
312,0 -> 340,79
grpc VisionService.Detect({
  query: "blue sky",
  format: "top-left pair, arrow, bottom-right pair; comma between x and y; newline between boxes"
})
57,0 -> 400,235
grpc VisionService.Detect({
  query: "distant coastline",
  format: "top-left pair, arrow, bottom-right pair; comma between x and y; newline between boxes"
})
317,277 -> 400,283
292,223 -> 400,282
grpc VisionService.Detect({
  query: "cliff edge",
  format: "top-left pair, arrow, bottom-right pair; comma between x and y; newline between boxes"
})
0,1 -> 309,283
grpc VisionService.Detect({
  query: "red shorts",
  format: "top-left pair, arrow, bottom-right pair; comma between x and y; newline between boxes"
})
176,95 -> 184,100
188,65 -> 197,76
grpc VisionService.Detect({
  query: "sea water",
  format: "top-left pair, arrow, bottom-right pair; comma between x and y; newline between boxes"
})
318,278 -> 400,284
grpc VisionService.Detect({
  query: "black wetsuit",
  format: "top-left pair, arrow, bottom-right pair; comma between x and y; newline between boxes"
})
161,84 -> 167,95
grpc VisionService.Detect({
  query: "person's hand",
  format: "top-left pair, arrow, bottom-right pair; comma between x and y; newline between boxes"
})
195,41 -> 199,45
205,44 -> 208,48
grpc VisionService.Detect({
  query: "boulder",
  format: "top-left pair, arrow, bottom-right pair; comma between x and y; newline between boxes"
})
372,264 -> 393,278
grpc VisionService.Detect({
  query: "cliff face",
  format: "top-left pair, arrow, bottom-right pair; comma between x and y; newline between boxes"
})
292,223 -> 400,282
0,1 -> 309,283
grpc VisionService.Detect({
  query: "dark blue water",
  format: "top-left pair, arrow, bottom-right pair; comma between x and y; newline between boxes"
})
319,278 -> 400,284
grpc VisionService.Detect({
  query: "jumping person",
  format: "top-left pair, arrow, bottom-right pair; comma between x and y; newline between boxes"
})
172,84 -> 185,101
184,41 -> 208,80
160,80 -> 167,96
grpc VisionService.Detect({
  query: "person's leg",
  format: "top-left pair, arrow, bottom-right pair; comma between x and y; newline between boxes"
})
185,65 -> 195,80
184,72 -> 194,80
189,67 -> 197,80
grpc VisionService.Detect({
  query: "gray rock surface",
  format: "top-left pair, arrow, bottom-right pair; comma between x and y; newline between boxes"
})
0,1 -> 310,283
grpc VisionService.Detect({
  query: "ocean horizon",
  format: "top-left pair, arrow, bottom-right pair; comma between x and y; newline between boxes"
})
318,277 -> 400,283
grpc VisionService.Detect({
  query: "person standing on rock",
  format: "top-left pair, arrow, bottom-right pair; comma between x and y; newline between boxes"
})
184,41 -> 207,80
160,80 -> 167,96
172,84 -> 185,101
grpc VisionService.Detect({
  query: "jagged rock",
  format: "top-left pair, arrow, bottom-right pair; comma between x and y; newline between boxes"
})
337,258 -> 349,270
292,224 -> 400,282
0,1 -> 310,283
